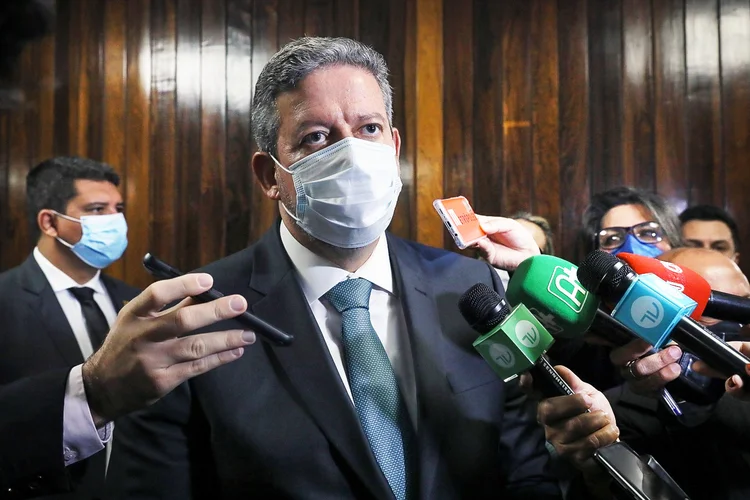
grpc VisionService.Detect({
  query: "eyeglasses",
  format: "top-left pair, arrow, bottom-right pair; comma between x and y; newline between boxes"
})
596,221 -> 665,250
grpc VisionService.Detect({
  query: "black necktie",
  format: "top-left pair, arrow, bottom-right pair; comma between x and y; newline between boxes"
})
69,286 -> 109,352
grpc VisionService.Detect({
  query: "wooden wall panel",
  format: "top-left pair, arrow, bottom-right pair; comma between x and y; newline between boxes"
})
720,0 -> 750,262
685,0 -> 723,206
225,0 -> 253,256
621,0 -> 655,190
149,0 -> 178,265
557,0 -> 590,262
442,0 -> 473,249
653,0 -> 688,213
2,0 -> 750,286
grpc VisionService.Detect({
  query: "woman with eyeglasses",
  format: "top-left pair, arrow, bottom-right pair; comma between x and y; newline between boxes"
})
582,186 -> 683,257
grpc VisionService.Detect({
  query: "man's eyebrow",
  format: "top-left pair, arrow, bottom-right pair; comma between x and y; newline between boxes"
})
355,112 -> 387,123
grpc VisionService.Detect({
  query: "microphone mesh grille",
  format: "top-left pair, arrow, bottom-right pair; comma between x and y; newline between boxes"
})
578,250 -> 633,299
458,283 -> 510,333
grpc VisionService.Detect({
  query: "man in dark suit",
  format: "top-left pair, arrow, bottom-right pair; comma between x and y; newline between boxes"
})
0,157 -> 138,499
106,37 -> 614,499
0,157 -> 259,499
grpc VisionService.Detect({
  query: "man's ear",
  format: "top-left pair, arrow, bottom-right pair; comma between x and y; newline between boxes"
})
251,152 -> 281,200
37,210 -> 58,237
392,127 -> 402,158
734,252 -> 740,265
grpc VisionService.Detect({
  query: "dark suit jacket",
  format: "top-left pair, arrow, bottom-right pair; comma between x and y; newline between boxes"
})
106,224 -> 561,499
0,255 -> 139,499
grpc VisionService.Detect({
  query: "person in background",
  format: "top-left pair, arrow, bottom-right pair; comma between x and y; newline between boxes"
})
0,157 -> 137,499
680,204 -> 741,264
582,186 -> 681,258
0,158 -> 257,499
510,211 -> 555,255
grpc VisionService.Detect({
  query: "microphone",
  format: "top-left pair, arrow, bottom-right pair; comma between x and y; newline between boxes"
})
578,250 -> 750,385
459,282 -> 690,499
618,252 -> 750,324
458,283 -> 573,397
506,255 -> 683,415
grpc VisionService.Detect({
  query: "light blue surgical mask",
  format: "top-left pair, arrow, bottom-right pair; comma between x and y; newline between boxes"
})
54,212 -> 128,269
612,234 -> 663,259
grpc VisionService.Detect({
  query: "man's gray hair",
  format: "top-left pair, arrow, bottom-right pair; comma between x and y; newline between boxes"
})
251,37 -> 393,155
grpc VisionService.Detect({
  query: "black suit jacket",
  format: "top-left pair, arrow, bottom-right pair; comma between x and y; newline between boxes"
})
107,224 -> 561,499
0,255 -> 140,499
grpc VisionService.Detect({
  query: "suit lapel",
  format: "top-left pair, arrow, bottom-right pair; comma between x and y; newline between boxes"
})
248,226 -> 395,500
387,236 -> 453,500
101,275 -> 131,313
19,256 -> 84,366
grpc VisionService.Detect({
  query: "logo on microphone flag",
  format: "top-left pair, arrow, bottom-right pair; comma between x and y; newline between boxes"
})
548,266 -> 589,313
473,303 -> 555,382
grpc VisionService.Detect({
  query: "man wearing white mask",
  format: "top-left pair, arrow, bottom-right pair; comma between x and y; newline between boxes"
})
0,156 -> 139,500
108,37 -> 604,499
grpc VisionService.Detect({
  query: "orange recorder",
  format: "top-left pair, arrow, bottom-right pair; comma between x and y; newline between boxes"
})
433,196 -> 487,249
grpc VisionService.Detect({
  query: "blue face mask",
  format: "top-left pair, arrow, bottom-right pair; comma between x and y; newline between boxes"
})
55,212 -> 128,269
611,234 -> 663,259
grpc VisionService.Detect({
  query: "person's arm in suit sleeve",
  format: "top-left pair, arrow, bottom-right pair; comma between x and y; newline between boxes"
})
0,369 -> 74,497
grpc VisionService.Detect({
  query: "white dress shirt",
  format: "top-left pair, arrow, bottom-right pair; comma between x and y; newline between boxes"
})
33,248 -> 116,466
279,223 -> 417,429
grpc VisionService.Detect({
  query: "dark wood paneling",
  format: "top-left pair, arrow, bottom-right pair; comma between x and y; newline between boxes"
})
102,0 -> 127,280
621,0 -> 654,189
225,0 -> 253,256
501,0 -> 533,216
249,0 -> 279,246
124,0 -> 152,285
685,0 -> 722,206
149,0 -> 178,265
720,0 -> 750,270
442,0 -> 473,249
472,0 -> 504,218
530,0 -> 560,233
3,0 -> 750,285
588,0 -> 624,193
174,0 -> 203,272
557,0 -> 590,262
653,0 -> 688,212
199,0 -> 227,266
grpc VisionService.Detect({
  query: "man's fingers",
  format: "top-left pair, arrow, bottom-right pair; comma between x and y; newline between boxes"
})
152,295 -> 249,339
554,411 -> 611,446
170,329 -> 256,363
609,339 -> 657,367
538,393 -> 592,426
622,346 -> 682,379
568,425 -> 620,463
128,274 -> 214,317
554,365 -> 589,394
166,347 -> 246,388
629,364 -> 682,394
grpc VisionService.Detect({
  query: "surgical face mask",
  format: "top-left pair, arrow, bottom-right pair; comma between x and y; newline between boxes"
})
54,212 -> 129,269
611,234 -> 664,259
271,137 -> 402,249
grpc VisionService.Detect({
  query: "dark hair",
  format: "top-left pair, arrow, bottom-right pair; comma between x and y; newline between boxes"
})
582,186 -> 682,253
679,204 -> 741,252
251,37 -> 392,156
26,156 -> 120,240
510,211 -> 555,255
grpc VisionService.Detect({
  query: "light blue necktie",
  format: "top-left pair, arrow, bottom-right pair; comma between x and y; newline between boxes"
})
325,278 -> 413,500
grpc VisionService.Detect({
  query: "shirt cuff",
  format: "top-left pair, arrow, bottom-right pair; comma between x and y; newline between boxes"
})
62,364 -> 112,466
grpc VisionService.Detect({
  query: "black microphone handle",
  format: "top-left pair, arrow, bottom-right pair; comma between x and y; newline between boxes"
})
530,355 -> 577,398
705,291 -> 750,324
670,316 -> 750,384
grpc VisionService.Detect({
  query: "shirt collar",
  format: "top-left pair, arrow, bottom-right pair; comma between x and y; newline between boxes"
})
33,247 -> 106,295
279,222 -> 394,304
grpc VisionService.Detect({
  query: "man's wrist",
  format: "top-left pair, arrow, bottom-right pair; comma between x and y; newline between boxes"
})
81,358 -> 111,428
